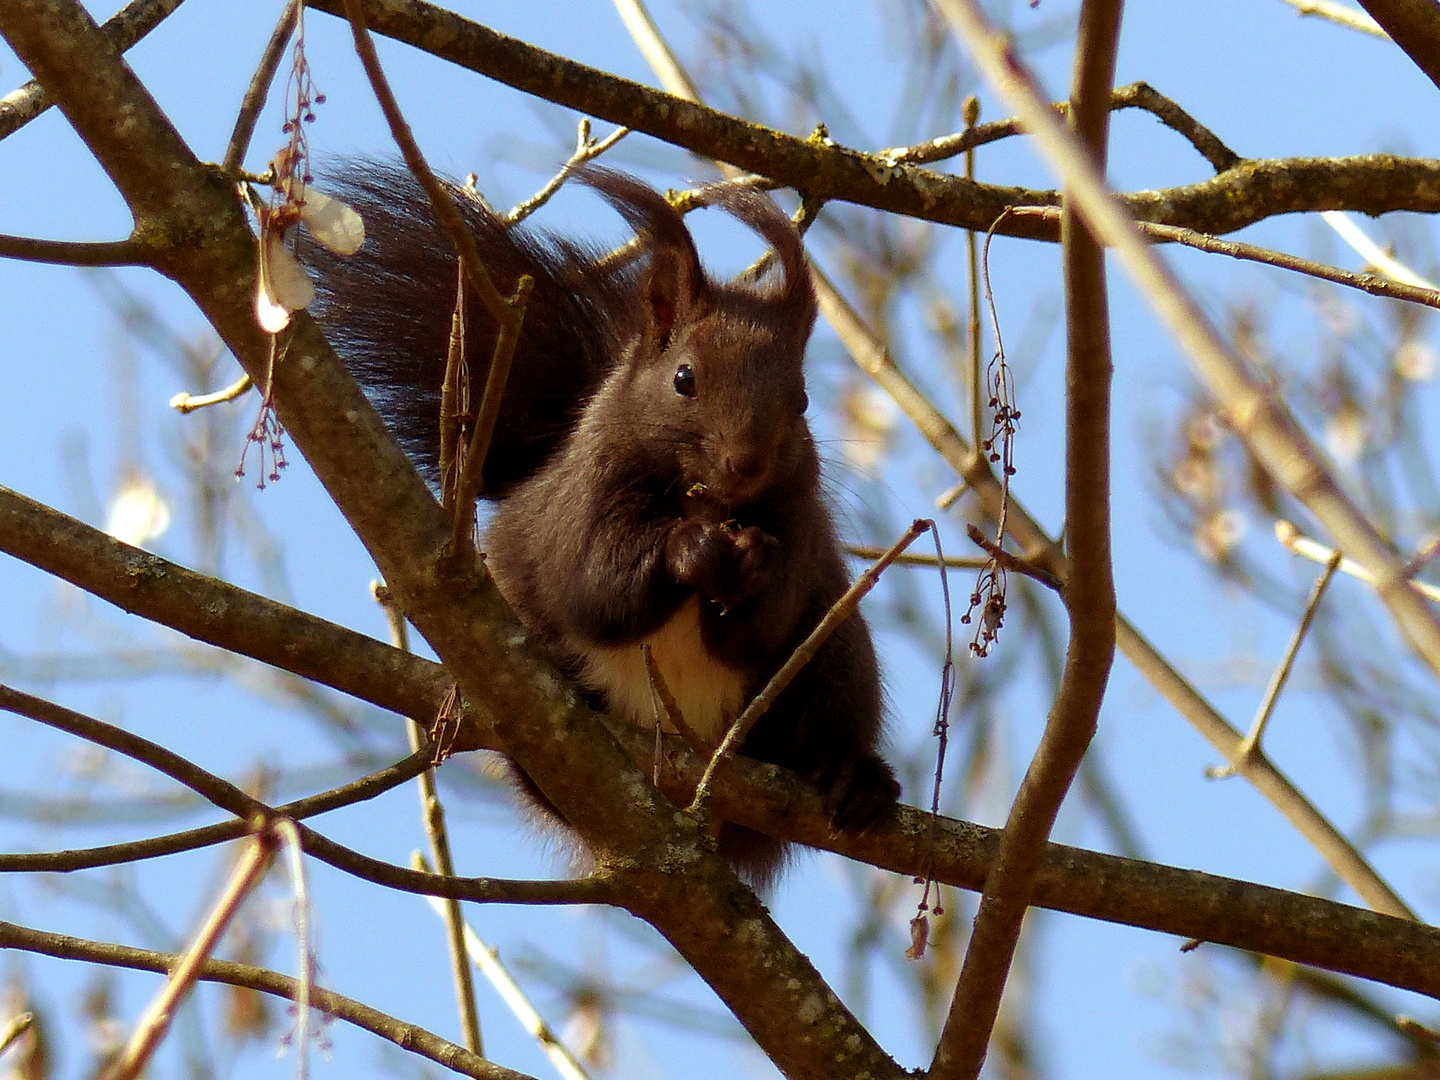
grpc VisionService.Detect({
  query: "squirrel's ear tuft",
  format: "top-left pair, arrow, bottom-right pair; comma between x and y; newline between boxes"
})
577,167 -> 707,350
696,181 -> 817,339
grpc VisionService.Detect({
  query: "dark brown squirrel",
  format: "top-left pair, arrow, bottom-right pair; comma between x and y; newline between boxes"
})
307,164 -> 901,886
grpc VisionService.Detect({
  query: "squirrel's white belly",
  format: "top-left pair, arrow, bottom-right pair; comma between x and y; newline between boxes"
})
583,596 -> 744,745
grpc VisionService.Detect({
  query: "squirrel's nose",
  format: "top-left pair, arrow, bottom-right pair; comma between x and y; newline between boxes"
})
716,447 -> 770,503
723,449 -> 765,483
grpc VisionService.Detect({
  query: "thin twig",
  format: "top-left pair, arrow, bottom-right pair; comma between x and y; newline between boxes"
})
844,543 -> 989,570
963,526 -> 1064,591
0,683 -> 613,906
504,118 -> 630,226
0,0 -> 187,141
421,895 -> 593,1080
1321,209 -> 1438,289
0,1012 -> 34,1056
642,642 -> 707,751
963,95 -> 985,446
375,581 -> 484,1057
1279,0 -> 1389,37
689,520 -> 929,820
0,234 -> 146,265
340,0 -> 531,549
1209,550 -> 1343,778
811,179 -> 1414,920
0,748 -> 433,873
936,478 -> 969,510
104,828 -> 278,1080
448,272 -> 533,551
1010,206 -> 1440,310
439,263 -> 468,512
0,920 -> 530,1080
273,818 -> 314,1080
877,81 -> 1239,172
612,0 -> 698,97
1276,520 -> 1440,602
413,853 -> 484,1055
222,0 -> 300,173
170,373 -> 254,413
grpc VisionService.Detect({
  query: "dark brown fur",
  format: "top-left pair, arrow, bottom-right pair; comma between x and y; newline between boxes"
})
309,166 -> 900,887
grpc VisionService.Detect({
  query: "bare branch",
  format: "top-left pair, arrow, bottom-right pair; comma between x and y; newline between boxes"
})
1280,0 -> 1390,37
935,2 -> 1121,1070
0,750 -> 433,872
689,519 -> 929,819
0,234 -> 147,266
0,683 -> 613,906
105,830 -> 277,1080
339,0 -> 533,548
376,583 -> 485,1057
0,919 -> 536,1080
1012,205 -> 1440,310
1209,551 -> 1344,778
303,1 -> 1440,240
421,893 -> 593,1080
221,0 -> 299,173
0,0 -> 187,140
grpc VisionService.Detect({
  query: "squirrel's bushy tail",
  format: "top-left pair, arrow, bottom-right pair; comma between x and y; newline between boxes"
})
303,162 -> 640,497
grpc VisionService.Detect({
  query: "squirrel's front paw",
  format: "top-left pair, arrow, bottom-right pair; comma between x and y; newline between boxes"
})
665,520 -> 777,610
718,524 -> 779,608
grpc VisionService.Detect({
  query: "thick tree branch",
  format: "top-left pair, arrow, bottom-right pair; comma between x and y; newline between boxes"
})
301,0 -> 1440,241
4,482 -> 1430,1008
0,484 -> 482,747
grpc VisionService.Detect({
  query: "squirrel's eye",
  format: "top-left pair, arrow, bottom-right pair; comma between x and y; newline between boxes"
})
799,390 -> 809,414
673,364 -> 697,398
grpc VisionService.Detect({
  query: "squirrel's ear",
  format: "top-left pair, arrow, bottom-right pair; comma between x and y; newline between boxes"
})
577,167 -> 705,347
642,235 -> 704,350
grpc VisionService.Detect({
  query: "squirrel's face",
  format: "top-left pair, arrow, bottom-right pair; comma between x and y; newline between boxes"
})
581,172 -> 822,513
624,301 -> 816,513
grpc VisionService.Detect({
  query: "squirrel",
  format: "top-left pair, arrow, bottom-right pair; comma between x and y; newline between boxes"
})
306,163 -> 901,886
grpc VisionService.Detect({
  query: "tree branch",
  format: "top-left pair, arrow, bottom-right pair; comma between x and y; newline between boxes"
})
0,919 -> 536,1080
0,485 -> 481,748
1012,205 -> 1440,310
935,0 -> 1440,683
934,2 -> 1121,1073
0,749 -> 434,872
0,0 -> 187,141
301,0 -> 1440,240
0,235 -> 147,265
